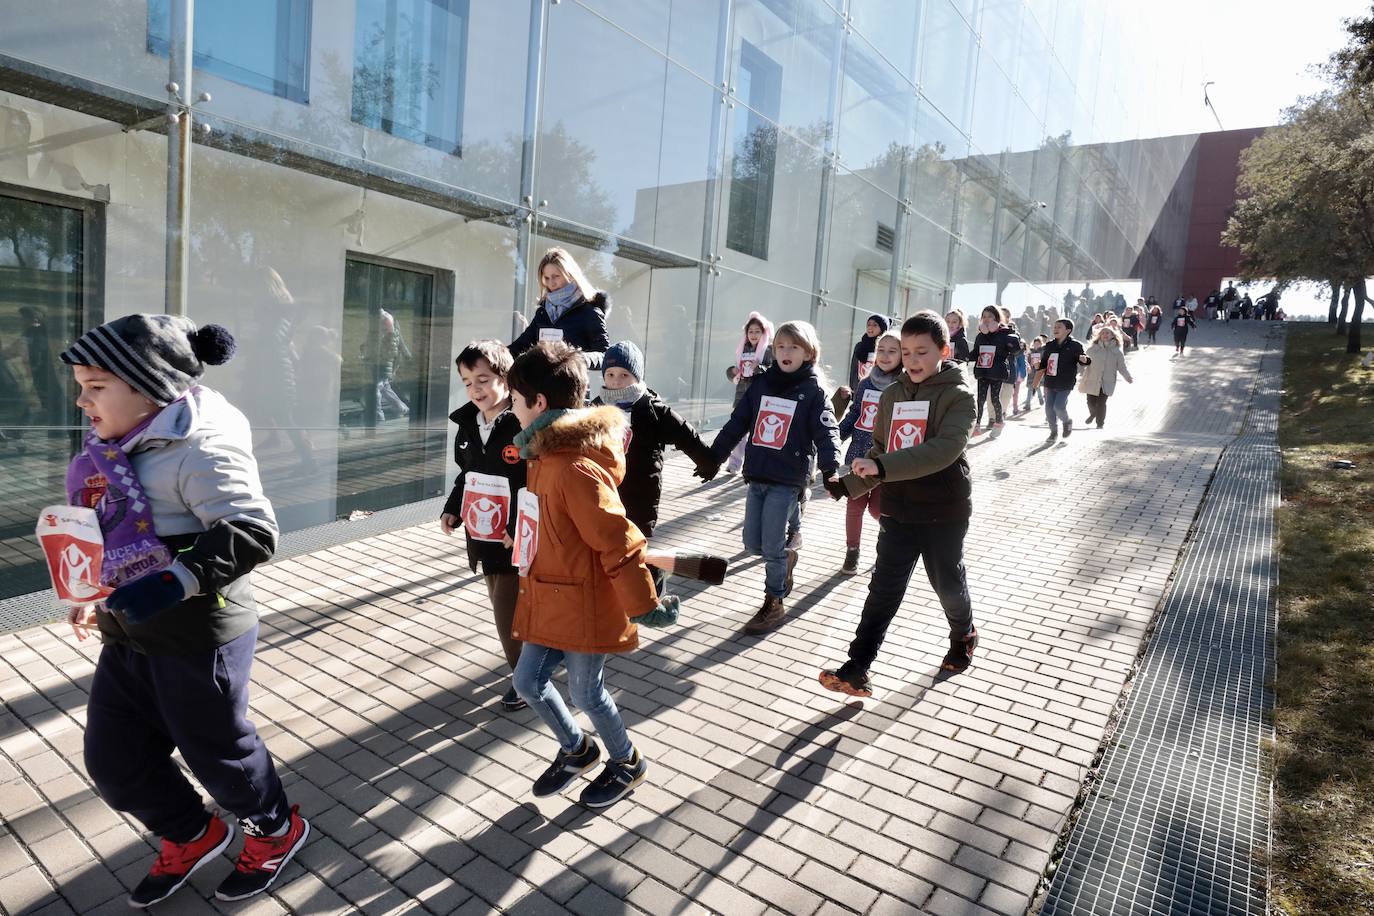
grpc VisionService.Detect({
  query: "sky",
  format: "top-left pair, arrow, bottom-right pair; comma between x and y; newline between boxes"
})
1161,0 -> 1368,133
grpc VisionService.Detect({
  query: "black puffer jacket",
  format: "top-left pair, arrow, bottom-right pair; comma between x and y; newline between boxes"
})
971,326 -> 1022,382
510,292 -> 612,370
441,402 -> 527,575
593,389 -> 715,536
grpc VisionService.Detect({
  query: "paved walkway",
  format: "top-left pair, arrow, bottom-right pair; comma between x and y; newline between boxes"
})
0,322 -> 1279,916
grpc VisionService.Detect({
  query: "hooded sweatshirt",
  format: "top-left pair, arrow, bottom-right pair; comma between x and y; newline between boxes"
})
842,361 -> 975,523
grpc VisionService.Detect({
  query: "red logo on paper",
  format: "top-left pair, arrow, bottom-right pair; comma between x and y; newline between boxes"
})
976,346 -> 995,369
886,401 -> 930,453
751,396 -> 797,451
462,493 -> 508,541
44,514 -> 58,527
38,535 -> 108,603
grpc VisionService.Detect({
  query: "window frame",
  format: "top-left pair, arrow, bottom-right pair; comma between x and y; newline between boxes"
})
725,38 -> 783,261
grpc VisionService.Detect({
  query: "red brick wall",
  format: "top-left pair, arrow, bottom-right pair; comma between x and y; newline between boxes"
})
1179,126 -> 1268,300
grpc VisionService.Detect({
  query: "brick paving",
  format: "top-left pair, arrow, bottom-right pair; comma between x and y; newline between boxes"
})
0,321 -> 1279,915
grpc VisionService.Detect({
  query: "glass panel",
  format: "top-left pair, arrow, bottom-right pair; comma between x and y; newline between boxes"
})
0,191 -> 88,599
351,0 -> 469,156
726,39 -> 783,259
577,0 -> 725,82
820,164 -> 900,312
849,0 -> 923,85
970,55 -> 1014,155
640,65 -> 719,259
919,0 -> 977,135
335,257 -> 446,515
730,0 -> 841,142
837,31 -> 915,200
896,210 -> 954,316
979,0 -> 1021,75
539,3 -> 667,240
148,0 -> 311,103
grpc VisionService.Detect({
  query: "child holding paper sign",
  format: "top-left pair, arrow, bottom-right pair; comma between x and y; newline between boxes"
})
820,311 -> 979,697
440,339 -> 528,711
58,315 -> 306,907
709,321 -> 841,635
836,330 -> 901,575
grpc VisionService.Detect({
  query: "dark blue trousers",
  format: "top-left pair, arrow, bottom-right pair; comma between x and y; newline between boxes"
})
84,625 -> 289,843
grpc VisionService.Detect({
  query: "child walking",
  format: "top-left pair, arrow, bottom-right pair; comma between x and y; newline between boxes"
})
1145,302 -> 1162,345
440,340 -> 528,711
507,341 -> 661,808
971,306 -> 1020,436
60,315 -> 307,907
1024,335 -> 1046,411
819,311 -> 978,697
1171,302 -> 1197,357
836,330 -> 902,575
945,309 -> 972,362
592,340 -> 719,594
724,312 -> 773,474
1035,318 -> 1092,442
1078,325 -> 1134,429
709,321 -> 840,635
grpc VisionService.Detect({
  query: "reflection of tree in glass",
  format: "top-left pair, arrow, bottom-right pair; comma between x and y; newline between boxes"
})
350,19 -> 442,145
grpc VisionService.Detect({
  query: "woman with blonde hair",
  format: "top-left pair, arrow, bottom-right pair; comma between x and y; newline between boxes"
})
1077,324 -> 1133,429
510,247 -> 611,369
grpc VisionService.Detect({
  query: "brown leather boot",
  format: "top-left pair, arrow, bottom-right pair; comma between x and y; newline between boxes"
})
744,596 -> 785,634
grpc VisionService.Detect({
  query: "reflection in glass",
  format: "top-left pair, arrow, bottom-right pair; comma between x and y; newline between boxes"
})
352,0 -> 470,156
726,40 -> 782,261
0,190 -> 88,599
148,0 -> 312,103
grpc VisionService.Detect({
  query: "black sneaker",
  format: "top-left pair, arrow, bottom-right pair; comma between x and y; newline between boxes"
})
1045,432 -> 1059,444
784,548 -> 799,594
130,813 -> 233,908
1062,421 -> 1073,438
215,806 -> 309,902
841,547 -> 859,576
532,737 -> 601,797
501,684 -> 528,711
579,748 -> 648,809
940,627 -> 979,673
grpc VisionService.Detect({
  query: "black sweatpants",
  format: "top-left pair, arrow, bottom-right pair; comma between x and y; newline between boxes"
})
840,517 -> 973,679
1173,328 -> 1189,352
975,378 -> 1004,425
1085,392 -> 1109,426
84,625 -> 290,843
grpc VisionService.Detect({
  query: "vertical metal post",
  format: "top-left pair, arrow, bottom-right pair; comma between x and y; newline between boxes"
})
809,5 -> 848,326
164,0 -> 193,317
512,0 -> 548,341
689,0 -> 732,424
886,148 -> 910,318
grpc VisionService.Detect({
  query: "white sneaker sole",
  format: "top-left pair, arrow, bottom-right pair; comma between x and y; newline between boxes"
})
213,818 -> 310,902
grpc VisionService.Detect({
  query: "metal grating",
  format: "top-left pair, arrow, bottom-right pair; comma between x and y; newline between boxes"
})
1041,331 -> 1282,916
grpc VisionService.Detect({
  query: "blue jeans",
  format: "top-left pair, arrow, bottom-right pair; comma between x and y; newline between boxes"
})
513,643 -> 634,761
1044,387 -> 1071,434
743,481 -> 801,598
1024,382 -> 1043,409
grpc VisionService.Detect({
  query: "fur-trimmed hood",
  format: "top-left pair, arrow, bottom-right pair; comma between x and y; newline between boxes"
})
525,405 -> 628,480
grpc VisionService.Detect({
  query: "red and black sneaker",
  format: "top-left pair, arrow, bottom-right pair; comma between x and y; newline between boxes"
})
214,806 -> 310,902
941,626 -> 979,672
128,812 -> 233,908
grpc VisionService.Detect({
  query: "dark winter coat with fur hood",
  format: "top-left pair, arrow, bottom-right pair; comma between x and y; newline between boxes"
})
511,406 -> 657,654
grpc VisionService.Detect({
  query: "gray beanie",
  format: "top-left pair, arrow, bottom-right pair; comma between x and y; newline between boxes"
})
60,314 -> 237,405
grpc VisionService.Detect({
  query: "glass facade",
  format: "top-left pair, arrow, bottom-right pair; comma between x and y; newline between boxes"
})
1,0 -> 1206,599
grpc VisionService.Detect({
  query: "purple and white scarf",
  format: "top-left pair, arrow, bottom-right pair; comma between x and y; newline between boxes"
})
65,415 -> 173,588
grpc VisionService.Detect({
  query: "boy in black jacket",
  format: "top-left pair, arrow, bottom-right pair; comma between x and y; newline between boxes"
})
819,311 -> 978,696
441,340 -> 529,711
593,341 -> 718,593
1171,303 -> 1197,357
1033,319 -> 1091,442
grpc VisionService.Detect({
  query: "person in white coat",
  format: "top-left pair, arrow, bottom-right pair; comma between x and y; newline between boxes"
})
1078,325 -> 1133,429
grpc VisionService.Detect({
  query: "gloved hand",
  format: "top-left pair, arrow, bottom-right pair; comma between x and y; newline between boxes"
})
104,570 -> 187,626
632,595 -> 680,629
693,459 -> 720,483
823,474 -> 848,501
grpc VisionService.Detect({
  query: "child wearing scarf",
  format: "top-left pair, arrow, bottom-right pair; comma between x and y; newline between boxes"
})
835,330 -> 902,575
60,314 -> 307,907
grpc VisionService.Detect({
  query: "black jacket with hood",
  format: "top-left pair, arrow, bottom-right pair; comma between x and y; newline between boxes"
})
441,401 -> 527,575
510,292 -> 612,370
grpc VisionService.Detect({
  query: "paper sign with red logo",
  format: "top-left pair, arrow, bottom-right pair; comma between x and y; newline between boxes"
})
461,472 -> 511,543
857,359 -> 875,381
511,488 -> 540,574
887,401 -> 929,452
751,396 -> 797,450
35,505 -> 112,606
737,355 -> 758,379
1031,352 -> 1042,371
1046,353 -> 1060,375
976,345 -> 996,369
855,388 -> 882,433
539,328 -> 565,343
1175,317 -> 1186,327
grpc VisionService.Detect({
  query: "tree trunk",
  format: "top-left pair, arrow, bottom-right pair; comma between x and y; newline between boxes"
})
1328,281 -> 1341,324
1337,283 -> 1352,334
1347,279 -> 1367,354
